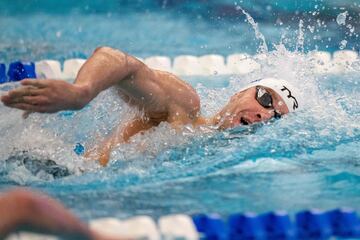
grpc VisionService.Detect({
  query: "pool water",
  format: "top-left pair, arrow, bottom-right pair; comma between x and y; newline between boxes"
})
0,0 -> 359,62
0,1 -> 360,221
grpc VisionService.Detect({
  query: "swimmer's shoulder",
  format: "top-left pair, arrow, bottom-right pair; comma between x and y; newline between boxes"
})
153,69 -> 197,94
153,70 -> 201,121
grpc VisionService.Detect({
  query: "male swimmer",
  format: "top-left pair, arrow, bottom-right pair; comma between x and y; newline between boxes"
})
1,47 -> 300,166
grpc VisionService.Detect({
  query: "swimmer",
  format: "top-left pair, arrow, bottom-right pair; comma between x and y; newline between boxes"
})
0,188 -> 125,240
0,47 -> 300,166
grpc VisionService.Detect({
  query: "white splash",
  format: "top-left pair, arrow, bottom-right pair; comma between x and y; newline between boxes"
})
296,20 -> 305,52
336,11 -> 348,26
236,6 -> 268,54
339,40 -> 348,50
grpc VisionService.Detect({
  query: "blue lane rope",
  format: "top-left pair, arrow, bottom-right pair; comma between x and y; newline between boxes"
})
7,61 -> 36,81
0,61 -> 37,83
0,63 -> 6,84
192,208 -> 360,240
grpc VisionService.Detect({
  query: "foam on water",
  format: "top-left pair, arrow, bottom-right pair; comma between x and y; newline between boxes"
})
2,51 -> 359,172
336,11 -> 348,26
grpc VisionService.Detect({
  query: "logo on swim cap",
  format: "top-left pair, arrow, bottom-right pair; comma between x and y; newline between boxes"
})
280,86 -> 299,111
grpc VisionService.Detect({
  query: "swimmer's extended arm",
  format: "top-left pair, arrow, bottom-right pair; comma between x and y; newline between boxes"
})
0,189 -> 123,240
0,46 -> 143,113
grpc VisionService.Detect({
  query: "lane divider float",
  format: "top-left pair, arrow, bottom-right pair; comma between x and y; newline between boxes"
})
6,208 -> 360,240
0,51 -> 358,85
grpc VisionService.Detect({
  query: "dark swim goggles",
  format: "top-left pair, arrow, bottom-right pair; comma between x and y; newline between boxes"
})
255,86 -> 282,119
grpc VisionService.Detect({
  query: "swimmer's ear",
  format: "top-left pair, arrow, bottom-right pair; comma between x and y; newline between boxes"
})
22,111 -> 32,119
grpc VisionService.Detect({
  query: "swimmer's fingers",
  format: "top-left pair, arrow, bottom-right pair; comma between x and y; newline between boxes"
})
3,86 -> 44,102
3,89 -> 44,107
5,96 -> 49,112
22,96 -> 50,106
1,90 -> 45,107
21,79 -> 50,88
6,103 -> 44,112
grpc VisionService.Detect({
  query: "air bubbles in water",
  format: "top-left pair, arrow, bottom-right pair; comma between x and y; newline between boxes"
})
347,24 -> 355,34
307,25 -> 315,33
339,40 -> 348,50
56,31 -> 62,38
336,11 -> 348,26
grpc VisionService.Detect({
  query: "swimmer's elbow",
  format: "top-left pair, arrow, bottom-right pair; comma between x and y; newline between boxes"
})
93,46 -> 114,54
94,46 -> 144,75
93,46 -> 126,60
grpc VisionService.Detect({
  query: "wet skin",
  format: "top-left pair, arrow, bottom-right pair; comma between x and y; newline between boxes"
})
0,189 -> 127,240
1,46 -> 289,166
214,86 -> 289,129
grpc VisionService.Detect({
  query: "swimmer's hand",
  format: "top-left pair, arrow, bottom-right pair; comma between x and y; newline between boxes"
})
84,146 -> 111,167
0,79 -> 89,115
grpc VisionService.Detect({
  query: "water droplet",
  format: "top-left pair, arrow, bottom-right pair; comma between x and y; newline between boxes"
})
339,40 -> 348,50
296,20 -> 305,52
308,25 -> 315,33
336,11 -> 348,26
347,24 -> 355,33
56,31 -> 62,38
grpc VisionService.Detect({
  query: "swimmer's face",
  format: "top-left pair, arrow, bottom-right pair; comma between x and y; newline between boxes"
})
215,86 -> 289,129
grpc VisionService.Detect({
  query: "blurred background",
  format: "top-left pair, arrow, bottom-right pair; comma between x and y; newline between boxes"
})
0,0 -> 359,62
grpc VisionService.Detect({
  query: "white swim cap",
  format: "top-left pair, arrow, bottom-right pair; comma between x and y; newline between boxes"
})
241,78 -> 301,112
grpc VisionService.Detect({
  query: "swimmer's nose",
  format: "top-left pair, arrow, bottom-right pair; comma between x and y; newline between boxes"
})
252,113 -> 263,123
252,111 -> 272,122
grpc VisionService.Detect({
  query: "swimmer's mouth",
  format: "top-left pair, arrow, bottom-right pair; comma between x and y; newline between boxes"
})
240,117 -> 249,125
